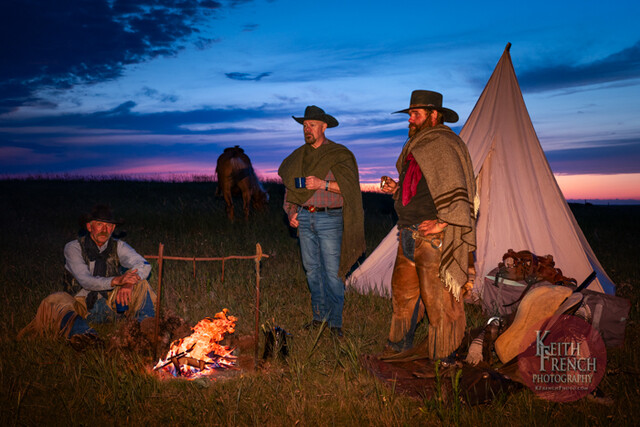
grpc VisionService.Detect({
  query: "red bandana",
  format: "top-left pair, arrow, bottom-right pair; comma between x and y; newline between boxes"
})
402,153 -> 422,206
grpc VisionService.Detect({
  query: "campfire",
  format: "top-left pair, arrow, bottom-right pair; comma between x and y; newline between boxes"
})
153,309 -> 238,379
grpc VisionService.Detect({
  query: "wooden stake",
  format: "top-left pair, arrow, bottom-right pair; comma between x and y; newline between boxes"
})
254,243 -> 262,368
153,243 -> 165,361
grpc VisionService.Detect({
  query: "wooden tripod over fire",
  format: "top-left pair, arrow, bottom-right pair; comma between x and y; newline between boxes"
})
146,243 -> 268,367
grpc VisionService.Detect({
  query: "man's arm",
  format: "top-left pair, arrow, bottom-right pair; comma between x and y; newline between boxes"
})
113,241 -> 153,306
305,176 -> 341,194
283,188 -> 300,228
116,240 -> 151,280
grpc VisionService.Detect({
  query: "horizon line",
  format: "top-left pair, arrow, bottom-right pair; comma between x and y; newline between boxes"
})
2,173 -> 639,205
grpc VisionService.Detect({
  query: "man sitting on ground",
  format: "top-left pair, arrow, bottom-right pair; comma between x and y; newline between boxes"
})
19,205 -> 156,350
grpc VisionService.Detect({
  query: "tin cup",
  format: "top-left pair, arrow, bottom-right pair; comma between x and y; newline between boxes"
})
294,177 -> 306,188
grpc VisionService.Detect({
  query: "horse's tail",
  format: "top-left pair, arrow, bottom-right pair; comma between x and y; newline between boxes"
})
229,156 -> 249,172
229,155 -> 267,201
214,163 -> 221,196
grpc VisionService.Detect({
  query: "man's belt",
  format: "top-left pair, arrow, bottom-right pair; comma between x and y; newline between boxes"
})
399,225 -> 443,250
301,205 -> 342,213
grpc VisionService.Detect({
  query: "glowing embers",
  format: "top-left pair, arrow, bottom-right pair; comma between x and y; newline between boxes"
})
154,309 -> 238,379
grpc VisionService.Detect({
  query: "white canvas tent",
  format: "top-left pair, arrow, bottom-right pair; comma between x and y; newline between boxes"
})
347,44 -> 615,297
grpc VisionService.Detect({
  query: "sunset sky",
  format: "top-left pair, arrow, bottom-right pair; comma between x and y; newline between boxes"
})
1,0 -> 639,203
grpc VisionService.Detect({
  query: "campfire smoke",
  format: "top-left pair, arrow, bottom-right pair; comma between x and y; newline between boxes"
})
153,309 -> 238,379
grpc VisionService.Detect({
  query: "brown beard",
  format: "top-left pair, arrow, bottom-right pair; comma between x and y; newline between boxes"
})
408,118 -> 435,138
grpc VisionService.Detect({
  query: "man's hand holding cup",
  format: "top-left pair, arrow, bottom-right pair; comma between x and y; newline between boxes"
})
380,176 -> 398,194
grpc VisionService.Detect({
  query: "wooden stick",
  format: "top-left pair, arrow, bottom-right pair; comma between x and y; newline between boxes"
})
144,253 -> 269,283
145,255 -> 268,261
254,243 -> 262,368
153,243 -> 165,361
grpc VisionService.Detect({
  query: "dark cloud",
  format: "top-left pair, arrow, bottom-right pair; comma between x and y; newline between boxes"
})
0,102 -> 290,175
104,101 -> 138,116
228,0 -> 254,6
519,41 -> 640,92
546,138 -> 640,174
0,0 -> 235,114
194,37 -> 221,50
0,140 -> 226,176
201,0 -> 224,8
225,72 -> 272,81
0,102 -> 284,135
139,87 -> 179,103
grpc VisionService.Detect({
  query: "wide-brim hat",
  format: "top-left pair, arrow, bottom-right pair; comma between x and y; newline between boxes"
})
393,90 -> 459,123
292,105 -> 339,128
81,204 -> 124,226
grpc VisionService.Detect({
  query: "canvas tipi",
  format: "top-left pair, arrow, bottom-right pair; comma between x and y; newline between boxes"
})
347,44 -> 615,297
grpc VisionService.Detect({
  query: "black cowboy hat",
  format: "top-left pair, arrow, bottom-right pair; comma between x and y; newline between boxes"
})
393,90 -> 459,123
81,204 -> 124,226
292,105 -> 339,128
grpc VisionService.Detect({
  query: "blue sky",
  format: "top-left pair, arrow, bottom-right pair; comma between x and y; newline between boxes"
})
1,0 -> 639,201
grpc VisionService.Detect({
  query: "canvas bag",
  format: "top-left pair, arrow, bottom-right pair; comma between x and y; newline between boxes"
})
482,267 -> 552,316
579,290 -> 630,348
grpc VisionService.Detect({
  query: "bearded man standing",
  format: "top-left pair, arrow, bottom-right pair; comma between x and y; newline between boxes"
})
278,106 -> 365,337
381,90 -> 476,359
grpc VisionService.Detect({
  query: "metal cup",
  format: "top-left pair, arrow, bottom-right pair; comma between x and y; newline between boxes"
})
294,177 -> 306,188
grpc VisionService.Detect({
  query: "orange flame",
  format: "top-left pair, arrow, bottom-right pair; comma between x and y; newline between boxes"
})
153,309 -> 238,379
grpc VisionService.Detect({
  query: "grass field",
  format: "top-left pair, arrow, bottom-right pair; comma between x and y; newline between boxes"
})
1,178 -> 638,426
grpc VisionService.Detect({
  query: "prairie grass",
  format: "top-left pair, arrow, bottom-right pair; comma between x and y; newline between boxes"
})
0,178 -> 639,426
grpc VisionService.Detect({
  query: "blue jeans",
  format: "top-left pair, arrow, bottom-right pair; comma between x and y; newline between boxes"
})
297,207 -> 344,328
65,289 -> 155,337
62,312 -> 96,338
86,291 -> 155,324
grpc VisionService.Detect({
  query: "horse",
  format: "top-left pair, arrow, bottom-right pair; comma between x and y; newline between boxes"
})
215,146 -> 269,220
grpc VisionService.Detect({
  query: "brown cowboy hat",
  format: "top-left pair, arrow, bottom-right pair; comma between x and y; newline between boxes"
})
80,204 -> 124,226
393,90 -> 459,123
292,105 -> 339,128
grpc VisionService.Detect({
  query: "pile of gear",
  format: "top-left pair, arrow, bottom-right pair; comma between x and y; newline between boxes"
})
362,249 -> 630,406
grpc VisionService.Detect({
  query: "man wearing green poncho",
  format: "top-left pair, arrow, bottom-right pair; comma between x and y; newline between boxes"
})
278,106 -> 365,337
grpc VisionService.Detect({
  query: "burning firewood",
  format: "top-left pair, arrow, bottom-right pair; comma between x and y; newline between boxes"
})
153,309 -> 238,379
